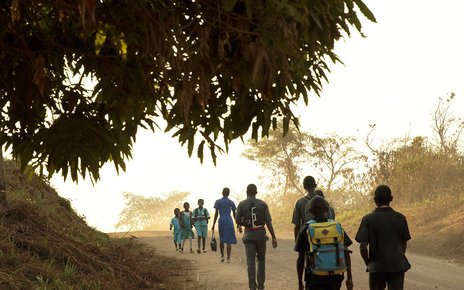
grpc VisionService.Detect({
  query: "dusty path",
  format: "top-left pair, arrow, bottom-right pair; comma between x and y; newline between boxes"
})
140,232 -> 464,290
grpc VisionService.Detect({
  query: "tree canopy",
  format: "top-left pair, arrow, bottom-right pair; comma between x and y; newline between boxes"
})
0,0 -> 375,182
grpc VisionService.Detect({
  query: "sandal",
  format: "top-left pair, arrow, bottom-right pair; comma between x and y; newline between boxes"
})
220,257 -> 225,262
197,249 -> 201,254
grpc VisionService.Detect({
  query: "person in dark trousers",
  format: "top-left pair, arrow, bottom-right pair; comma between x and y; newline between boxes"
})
294,196 -> 353,290
236,184 -> 278,290
292,176 -> 318,290
211,187 -> 238,262
355,185 -> 411,290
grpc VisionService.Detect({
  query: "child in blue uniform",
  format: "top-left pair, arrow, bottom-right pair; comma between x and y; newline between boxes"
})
179,202 -> 195,253
193,199 -> 210,253
169,208 -> 181,251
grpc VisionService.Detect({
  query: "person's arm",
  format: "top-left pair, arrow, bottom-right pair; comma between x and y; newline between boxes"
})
206,209 -> 210,222
266,220 -> 278,248
345,250 -> 353,290
264,203 -> 277,248
294,224 -> 300,241
236,204 -> 243,233
359,242 -> 369,268
211,209 -> 219,231
178,213 -> 183,227
291,201 -> 301,240
169,222 -> 173,231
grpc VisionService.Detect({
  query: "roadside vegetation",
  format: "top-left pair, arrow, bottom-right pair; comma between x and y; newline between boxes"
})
0,160 -> 188,290
115,95 -> 464,265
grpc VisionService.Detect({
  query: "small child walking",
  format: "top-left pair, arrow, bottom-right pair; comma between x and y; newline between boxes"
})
192,199 -> 210,253
179,202 -> 195,253
169,208 -> 181,251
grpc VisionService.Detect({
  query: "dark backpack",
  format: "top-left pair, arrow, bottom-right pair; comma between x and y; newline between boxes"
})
241,200 -> 265,228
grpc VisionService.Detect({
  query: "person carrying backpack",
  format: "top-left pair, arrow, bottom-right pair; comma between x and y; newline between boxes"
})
294,196 -> 353,290
236,184 -> 278,290
292,176 -> 319,289
193,198 -> 210,253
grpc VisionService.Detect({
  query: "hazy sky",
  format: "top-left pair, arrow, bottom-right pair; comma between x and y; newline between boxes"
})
51,0 -> 464,232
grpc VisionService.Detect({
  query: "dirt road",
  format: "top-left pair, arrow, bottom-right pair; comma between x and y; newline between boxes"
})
140,233 -> 464,290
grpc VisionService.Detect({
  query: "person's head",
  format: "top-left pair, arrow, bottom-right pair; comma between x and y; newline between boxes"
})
315,189 -> 325,198
174,208 -> 180,216
222,187 -> 230,197
374,185 -> 393,206
246,184 -> 257,196
308,195 -> 328,217
183,202 -> 190,211
303,176 -> 317,192
198,199 -> 204,207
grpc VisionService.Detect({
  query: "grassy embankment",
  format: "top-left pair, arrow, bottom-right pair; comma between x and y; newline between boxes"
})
0,160 -> 189,290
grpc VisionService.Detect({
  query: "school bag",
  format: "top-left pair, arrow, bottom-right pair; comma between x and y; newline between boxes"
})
210,233 -> 217,251
241,199 -> 265,228
306,220 -> 347,276
193,208 -> 209,222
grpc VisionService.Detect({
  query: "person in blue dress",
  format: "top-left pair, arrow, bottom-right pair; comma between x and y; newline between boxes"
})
169,208 -> 181,251
211,187 -> 237,262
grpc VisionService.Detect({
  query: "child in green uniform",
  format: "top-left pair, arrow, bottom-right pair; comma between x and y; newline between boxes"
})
179,202 -> 195,253
169,208 -> 181,251
193,199 -> 210,253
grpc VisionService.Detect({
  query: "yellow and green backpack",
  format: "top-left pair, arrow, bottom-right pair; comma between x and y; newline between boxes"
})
306,220 -> 347,276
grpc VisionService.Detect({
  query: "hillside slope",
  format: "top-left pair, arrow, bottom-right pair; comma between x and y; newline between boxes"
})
0,160 -> 187,289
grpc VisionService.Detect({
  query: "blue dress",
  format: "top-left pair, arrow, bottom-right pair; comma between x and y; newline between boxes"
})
214,197 -> 237,244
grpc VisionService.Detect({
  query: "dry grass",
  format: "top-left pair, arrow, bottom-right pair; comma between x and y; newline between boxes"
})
0,161 -> 190,289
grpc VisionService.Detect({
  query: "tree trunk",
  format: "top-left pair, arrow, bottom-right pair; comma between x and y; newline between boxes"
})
0,150 -> 6,206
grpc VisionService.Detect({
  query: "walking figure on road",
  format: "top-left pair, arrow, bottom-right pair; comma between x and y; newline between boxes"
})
294,196 -> 353,290
236,184 -> 278,290
193,198 -> 210,253
355,185 -> 411,290
179,202 -> 195,253
169,208 -> 181,251
211,187 -> 237,262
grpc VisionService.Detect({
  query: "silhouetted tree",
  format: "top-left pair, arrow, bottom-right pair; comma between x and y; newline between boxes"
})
0,0 -> 375,182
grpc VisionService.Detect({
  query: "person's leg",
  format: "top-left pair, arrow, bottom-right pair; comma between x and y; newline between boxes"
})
386,272 -> 405,290
226,243 -> 232,260
369,272 -> 387,290
244,240 -> 257,290
256,240 -> 267,290
220,242 -> 225,261
297,251 -> 305,290
202,237 -> 206,251
197,235 -> 201,253
189,236 -> 194,252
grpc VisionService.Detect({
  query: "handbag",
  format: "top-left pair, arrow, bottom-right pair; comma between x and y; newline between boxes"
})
210,231 -> 217,251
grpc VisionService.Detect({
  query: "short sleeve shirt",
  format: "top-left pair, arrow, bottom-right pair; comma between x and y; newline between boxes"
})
214,197 -> 236,219
170,217 -> 180,233
355,207 -> 411,273
292,192 -> 316,229
193,207 -> 210,226
236,196 -> 272,242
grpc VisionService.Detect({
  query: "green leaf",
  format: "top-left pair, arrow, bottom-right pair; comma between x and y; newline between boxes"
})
353,0 -> 377,22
